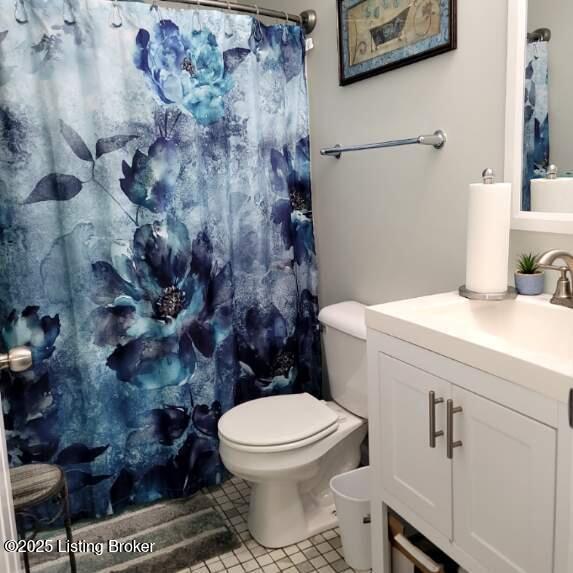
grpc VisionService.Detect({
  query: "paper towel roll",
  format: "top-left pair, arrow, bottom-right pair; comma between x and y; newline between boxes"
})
531,178 -> 573,213
465,181 -> 512,294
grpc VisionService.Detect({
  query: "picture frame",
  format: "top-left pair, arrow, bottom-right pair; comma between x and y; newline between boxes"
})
337,0 -> 457,86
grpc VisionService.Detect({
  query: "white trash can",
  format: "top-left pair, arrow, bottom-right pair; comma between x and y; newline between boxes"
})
330,466 -> 371,571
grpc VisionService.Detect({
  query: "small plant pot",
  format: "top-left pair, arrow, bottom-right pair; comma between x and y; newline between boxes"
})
514,271 -> 544,295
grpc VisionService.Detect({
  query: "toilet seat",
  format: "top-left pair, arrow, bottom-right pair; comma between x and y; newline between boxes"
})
218,393 -> 339,453
219,424 -> 339,453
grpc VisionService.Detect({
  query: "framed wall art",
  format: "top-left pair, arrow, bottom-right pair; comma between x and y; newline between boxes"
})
337,0 -> 457,85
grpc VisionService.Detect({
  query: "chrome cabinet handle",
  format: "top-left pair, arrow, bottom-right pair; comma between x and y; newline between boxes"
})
428,391 -> 444,448
446,399 -> 463,459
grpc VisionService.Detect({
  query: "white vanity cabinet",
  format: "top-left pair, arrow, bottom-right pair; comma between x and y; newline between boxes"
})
367,317 -> 573,573
378,351 -> 556,573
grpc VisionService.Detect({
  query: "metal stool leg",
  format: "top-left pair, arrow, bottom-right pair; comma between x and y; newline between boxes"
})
16,514 -> 30,573
61,482 -> 77,573
23,546 -> 31,573
22,546 -> 31,573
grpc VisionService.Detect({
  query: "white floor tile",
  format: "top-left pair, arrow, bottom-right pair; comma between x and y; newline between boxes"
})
269,549 -> 286,560
192,481 -> 357,573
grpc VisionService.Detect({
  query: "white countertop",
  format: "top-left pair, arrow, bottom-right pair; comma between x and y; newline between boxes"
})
366,292 -> 573,404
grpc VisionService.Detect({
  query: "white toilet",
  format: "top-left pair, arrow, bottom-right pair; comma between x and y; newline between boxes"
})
218,301 -> 368,548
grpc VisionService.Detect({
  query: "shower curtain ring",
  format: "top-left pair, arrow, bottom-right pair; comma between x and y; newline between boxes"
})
224,0 -> 234,38
150,0 -> 162,23
253,5 -> 263,42
14,0 -> 29,24
109,0 -> 123,28
282,11 -> 289,42
192,0 -> 202,33
63,0 -> 77,25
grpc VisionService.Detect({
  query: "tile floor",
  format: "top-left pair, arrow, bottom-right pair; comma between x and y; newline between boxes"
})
181,476 -> 360,573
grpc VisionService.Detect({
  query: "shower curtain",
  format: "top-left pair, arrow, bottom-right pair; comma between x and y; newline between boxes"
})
0,0 -> 320,519
522,41 -> 550,211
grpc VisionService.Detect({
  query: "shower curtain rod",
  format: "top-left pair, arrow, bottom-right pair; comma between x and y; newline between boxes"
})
527,27 -> 551,43
157,0 -> 317,34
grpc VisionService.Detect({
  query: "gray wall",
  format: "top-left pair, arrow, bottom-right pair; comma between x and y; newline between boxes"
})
258,0 -> 573,305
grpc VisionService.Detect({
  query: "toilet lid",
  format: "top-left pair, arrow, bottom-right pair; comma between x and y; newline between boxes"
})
218,393 -> 339,448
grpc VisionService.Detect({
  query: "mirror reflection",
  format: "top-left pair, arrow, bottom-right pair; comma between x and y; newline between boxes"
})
523,0 -> 573,213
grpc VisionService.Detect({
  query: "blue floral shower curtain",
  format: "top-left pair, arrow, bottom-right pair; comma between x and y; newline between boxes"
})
523,41 -> 550,211
0,0 -> 320,519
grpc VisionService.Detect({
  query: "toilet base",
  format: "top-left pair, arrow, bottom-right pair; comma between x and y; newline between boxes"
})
245,419 -> 367,548
219,402 -> 368,549
248,480 -> 338,548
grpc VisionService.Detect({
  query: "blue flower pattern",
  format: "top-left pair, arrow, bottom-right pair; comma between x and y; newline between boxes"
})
91,217 -> 233,390
0,1 -> 319,519
271,137 -> 316,265
120,137 -> 182,213
135,20 -> 233,125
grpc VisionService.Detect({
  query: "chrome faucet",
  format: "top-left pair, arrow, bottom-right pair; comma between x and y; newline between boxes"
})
537,250 -> 573,308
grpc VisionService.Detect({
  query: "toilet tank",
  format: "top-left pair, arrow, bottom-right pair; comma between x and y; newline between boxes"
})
318,301 -> 368,419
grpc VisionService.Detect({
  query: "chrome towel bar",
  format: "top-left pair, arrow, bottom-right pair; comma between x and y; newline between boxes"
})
320,130 -> 447,159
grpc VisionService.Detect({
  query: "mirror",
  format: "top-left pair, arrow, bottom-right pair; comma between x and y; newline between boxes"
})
505,0 -> 573,233
524,0 -> 573,214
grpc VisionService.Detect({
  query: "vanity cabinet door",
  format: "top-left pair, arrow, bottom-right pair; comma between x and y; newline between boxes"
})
379,354 -> 452,539
452,387 -> 556,573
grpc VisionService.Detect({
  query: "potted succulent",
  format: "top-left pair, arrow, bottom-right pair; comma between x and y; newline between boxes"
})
514,253 -> 544,295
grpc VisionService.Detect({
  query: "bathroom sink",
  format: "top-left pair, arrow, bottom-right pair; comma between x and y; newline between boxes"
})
366,293 -> 573,402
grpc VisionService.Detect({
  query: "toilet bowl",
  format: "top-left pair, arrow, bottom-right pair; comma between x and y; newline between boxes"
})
218,301 -> 368,548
